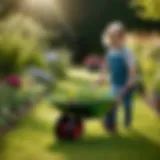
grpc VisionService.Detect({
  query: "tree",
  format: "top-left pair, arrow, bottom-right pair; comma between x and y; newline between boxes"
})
133,0 -> 160,19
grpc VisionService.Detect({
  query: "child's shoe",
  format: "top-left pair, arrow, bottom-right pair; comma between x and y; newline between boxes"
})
106,123 -> 117,133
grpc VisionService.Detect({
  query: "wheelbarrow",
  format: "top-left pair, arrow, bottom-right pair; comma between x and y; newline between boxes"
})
52,94 -> 116,140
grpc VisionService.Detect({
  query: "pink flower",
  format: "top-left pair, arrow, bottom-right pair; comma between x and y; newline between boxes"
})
5,75 -> 21,88
84,57 -> 91,65
84,56 -> 104,66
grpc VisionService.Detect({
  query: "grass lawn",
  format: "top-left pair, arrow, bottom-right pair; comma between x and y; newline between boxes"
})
0,69 -> 160,160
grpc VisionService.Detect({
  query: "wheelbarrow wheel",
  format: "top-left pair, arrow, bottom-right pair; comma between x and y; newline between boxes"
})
55,115 -> 83,140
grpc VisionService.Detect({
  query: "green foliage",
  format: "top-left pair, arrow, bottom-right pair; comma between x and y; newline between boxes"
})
0,79 -> 47,128
142,45 -> 160,80
0,34 -> 45,76
49,60 -> 66,79
47,48 -> 71,80
152,70 -> 160,92
129,38 -> 159,90
133,0 -> 160,19
0,85 -> 28,118
0,84 -> 15,110
0,14 -> 47,76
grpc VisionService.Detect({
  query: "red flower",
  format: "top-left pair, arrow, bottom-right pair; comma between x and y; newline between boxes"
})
5,75 -> 21,88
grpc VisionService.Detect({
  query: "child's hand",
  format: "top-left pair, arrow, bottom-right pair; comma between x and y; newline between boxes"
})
95,76 -> 109,86
95,77 -> 104,86
96,78 -> 103,85
115,95 -> 122,105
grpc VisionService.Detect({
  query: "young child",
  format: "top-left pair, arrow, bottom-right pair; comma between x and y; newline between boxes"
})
99,21 -> 137,132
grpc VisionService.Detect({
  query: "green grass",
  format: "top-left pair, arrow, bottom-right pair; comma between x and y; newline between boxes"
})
0,101 -> 160,160
0,69 -> 160,160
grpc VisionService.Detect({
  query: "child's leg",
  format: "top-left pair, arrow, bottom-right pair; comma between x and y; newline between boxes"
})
105,85 -> 119,132
105,105 -> 118,131
123,91 -> 133,128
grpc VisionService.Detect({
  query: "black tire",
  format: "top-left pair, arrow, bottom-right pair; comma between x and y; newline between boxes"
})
55,115 -> 83,140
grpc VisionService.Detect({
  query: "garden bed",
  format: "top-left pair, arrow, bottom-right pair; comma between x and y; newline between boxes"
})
0,76 -> 45,136
0,103 -> 34,136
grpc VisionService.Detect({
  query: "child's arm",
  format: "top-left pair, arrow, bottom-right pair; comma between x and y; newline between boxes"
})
116,65 -> 136,104
120,50 -> 136,96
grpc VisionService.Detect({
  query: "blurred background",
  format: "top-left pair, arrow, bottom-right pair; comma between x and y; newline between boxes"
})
0,0 -> 160,160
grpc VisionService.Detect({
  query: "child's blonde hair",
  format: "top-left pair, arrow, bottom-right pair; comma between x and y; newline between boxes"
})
102,21 -> 126,46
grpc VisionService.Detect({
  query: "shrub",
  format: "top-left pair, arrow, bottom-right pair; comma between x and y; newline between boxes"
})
0,14 -> 47,77
0,80 -> 45,129
153,72 -> 160,93
129,38 -> 159,89
46,47 -> 71,80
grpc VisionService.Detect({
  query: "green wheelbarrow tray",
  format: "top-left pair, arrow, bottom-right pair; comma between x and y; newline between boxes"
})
53,97 -> 116,117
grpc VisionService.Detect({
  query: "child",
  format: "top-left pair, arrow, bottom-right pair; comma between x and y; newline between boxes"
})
99,21 -> 136,132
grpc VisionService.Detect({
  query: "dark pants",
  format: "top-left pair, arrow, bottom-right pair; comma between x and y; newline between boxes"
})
106,85 -> 134,128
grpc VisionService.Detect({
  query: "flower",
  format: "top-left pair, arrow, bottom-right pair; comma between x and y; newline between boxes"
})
5,75 -> 21,88
84,56 -> 103,66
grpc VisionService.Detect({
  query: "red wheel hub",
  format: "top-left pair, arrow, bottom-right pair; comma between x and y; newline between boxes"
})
72,125 -> 82,139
